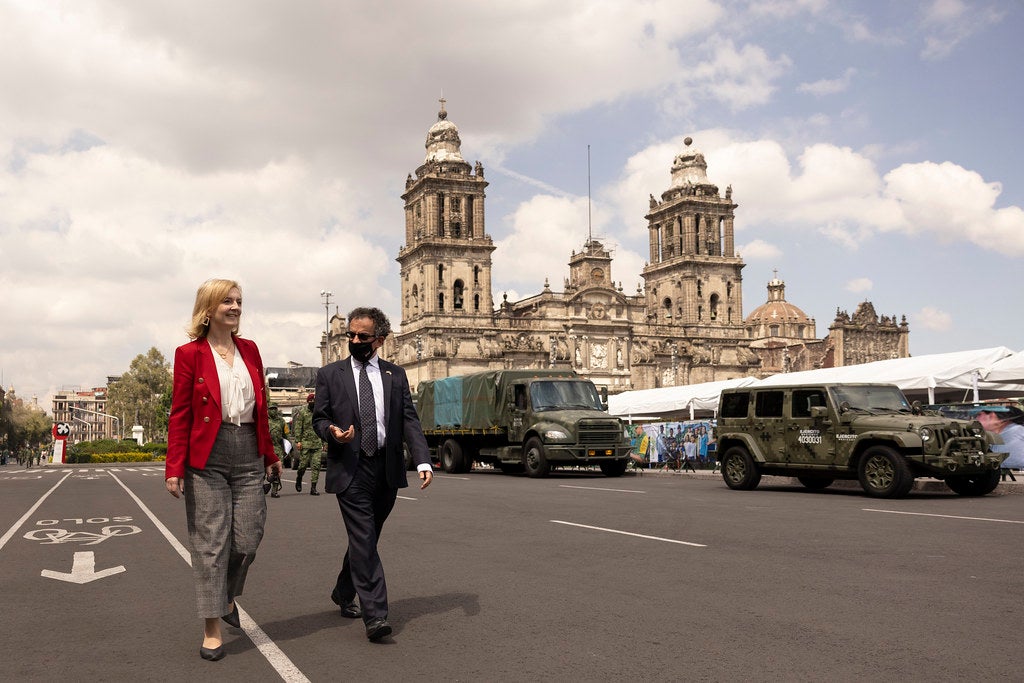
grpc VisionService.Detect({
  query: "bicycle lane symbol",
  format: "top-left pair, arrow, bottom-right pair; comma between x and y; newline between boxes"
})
24,525 -> 142,546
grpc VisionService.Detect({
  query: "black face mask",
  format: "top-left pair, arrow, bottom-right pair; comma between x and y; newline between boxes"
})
348,339 -> 375,363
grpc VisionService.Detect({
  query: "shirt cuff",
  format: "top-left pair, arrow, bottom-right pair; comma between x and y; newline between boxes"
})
416,463 -> 433,473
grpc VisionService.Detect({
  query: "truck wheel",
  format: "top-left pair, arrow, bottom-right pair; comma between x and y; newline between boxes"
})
522,437 -> 550,478
945,470 -> 1000,496
600,459 -> 628,477
440,439 -> 464,474
797,476 -> 834,491
858,445 -> 914,498
721,446 -> 761,490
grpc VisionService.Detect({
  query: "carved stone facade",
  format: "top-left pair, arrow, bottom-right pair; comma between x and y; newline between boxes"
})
321,102 -> 909,392
823,301 -> 911,367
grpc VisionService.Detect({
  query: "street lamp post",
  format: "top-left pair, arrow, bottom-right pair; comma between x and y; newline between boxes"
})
320,290 -> 333,336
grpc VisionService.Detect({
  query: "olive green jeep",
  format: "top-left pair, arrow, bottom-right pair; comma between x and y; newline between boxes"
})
716,383 -> 1005,498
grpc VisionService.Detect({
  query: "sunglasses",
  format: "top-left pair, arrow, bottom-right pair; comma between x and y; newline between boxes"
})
345,331 -> 378,342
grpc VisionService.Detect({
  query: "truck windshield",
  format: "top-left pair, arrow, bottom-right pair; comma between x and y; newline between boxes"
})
828,385 -> 911,413
531,381 -> 602,411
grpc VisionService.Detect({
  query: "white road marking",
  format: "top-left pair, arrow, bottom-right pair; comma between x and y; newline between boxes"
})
41,551 -> 125,583
864,508 -> 1024,524
551,520 -> 707,547
0,471 -> 74,551
559,485 -> 645,494
110,472 -> 310,683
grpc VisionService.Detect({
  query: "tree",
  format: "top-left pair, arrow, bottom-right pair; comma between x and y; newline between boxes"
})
105,347 -> 173,442
2,397 -> 50,454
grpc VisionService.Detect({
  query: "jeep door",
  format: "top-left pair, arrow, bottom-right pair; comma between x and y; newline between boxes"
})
753,390 -> 787,463
784,388 -> 840,465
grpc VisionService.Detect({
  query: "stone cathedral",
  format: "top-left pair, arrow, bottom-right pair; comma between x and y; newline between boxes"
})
321,102 -> 909,393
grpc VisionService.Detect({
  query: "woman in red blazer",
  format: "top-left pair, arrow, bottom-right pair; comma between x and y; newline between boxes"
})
165,278 -> 282,662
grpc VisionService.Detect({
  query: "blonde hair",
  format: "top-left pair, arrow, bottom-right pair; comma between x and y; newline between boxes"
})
186,278 -> 242,339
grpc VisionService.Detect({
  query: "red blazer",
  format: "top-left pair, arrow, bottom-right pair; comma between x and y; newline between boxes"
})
165,336 -> 278,479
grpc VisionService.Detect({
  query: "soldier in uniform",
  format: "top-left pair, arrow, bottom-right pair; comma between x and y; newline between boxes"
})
267,404 -> 288,497
293,392 -> 324,495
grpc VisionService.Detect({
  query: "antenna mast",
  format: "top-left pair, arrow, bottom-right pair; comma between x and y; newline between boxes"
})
587,145 -> 592,244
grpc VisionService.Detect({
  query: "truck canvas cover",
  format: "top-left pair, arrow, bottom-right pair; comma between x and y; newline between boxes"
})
418,370 -> 576,429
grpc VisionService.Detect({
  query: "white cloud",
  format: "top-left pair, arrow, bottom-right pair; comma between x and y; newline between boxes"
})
919,0 -> 1004,60
797,67 -> 857,96
736,239 -> 782,261
914,306 -> 953,332
845,277 -> 873,293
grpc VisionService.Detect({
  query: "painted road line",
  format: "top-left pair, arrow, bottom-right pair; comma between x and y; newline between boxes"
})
0,471 -> 74,552
42,551 -> 125,583
110,472 -> 310,683
558,485 -> 645,494
551,520 -> 707,547
864,508 -> 1024,524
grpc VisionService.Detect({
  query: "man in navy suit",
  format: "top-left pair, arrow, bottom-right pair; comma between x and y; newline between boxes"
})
312,306 -> 433,641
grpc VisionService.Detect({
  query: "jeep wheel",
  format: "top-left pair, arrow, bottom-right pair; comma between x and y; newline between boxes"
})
600,459 -> 628,477
721,446 -> 761,490
522,437 -> 551,478
858,445 -> 914,498
440,439 -> 465,474
945,470 -> 1000,496
797,476 -> 834,491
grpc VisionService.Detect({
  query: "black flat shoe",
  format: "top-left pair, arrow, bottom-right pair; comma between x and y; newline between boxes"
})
200,646 -> 225,661
221,603 -> 240,628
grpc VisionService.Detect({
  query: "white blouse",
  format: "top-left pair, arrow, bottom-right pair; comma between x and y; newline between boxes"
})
209,341 -> 255,425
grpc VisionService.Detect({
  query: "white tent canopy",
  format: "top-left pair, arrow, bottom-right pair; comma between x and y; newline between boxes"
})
608,347 -> 1024,418
982,350 -> 1024,383
608,377 -> 757,418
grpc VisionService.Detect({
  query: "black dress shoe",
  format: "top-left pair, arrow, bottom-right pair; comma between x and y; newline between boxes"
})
221,603 -> 240,628
330,589 -> 362,618
365,617 -> 392,641
310,487 -> 320,496
199,645 -> 225,661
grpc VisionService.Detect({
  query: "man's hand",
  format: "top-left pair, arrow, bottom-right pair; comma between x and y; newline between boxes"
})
419,469 -> 433,490
266,460 -> 283,478
165,477 -> 183,498
329,424 -> 356,443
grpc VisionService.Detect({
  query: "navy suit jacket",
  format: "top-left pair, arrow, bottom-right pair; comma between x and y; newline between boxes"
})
312,356 -> 430,493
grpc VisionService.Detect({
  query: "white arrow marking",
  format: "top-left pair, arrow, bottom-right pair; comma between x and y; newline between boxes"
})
41,551 -> 126,584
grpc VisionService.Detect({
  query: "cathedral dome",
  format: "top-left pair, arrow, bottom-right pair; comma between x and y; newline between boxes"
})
745,275 -> 815,341
424,99 -> 465,164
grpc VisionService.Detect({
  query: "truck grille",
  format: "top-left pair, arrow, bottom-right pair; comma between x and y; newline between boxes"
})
578,419 -> 624,444
933,424 -> 981,450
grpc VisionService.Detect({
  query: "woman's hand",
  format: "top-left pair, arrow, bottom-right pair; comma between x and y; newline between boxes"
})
166,477 -> 183,498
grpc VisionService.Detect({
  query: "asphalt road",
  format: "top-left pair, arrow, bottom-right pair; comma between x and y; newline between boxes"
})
2,462 -> 1022,682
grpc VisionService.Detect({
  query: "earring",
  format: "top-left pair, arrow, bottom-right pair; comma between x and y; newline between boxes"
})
202,315 -> 210,325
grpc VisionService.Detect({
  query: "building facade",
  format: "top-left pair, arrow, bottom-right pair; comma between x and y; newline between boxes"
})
322,103 -> 908,392
51,388 -> 117,443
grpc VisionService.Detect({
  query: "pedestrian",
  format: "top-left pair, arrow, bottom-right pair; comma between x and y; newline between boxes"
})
312,306 -> 433,641
164,278 -> 282,662
267,404 -> 287,498
974,406 -> 1024,482
293,392 -> 324,496
682,434 -> 698,472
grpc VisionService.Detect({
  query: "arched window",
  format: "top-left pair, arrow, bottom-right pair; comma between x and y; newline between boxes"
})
663,297 -> 672,320
438,292 -> 445,311
437,264 -> 444,283
473,265 -> 480,284
709,293 -> 719,320
453,279 -> 465,310
474,294 -> 480,311
437,193 -> 445,236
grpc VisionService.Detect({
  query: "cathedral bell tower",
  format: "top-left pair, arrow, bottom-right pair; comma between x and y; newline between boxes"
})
641,137 -> 744,331
397,100 -> 495,332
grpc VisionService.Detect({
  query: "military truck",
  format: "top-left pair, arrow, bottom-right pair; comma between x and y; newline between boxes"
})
716,382 -> 1004,498
415,369 -> 631,477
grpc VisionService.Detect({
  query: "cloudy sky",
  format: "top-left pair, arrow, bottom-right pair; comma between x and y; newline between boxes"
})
2,0 -> 1022,409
